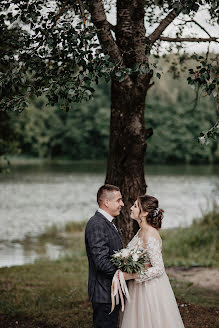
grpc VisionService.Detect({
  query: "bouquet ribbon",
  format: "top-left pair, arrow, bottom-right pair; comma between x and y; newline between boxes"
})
110,270 -> 130,313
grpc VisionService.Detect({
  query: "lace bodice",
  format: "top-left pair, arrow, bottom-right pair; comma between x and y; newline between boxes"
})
127,229 -> 165,283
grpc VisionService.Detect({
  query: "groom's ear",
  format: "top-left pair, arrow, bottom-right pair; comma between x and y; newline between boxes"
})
104,198 -> 110,208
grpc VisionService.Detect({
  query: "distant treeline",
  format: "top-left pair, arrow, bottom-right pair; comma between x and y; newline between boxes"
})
4,59 -> 219,164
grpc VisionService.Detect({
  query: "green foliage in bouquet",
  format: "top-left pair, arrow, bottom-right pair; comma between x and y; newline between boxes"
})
111,248 -> 147,274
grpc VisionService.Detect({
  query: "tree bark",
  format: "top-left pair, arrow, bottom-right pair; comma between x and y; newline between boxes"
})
104,0 -> 152,245
105,74 -> 151,245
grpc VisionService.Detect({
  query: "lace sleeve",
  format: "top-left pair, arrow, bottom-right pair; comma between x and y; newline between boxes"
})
135,237 -> 165,283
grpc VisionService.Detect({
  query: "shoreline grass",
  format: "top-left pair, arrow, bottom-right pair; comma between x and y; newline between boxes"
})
5,155 -> 107,166
29,203 -> 219,268
161,203 -> 219,267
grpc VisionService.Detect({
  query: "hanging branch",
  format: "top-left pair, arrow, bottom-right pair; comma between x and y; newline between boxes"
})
187,19 -> 212,38
51,0 -> 79,29
79,0 -> 86,26
199,120 -> 219,144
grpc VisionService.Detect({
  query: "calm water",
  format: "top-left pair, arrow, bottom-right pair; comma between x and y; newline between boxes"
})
0,161 -> 218,267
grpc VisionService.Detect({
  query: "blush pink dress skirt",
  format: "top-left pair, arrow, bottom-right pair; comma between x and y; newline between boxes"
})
120,231 -> 185,328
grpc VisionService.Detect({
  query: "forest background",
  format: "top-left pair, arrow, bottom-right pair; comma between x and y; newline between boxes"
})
2,53 -> 218,165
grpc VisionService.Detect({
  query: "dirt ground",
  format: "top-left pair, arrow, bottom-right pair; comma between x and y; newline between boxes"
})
166,266 -> 219,292
0,301 -> 219,328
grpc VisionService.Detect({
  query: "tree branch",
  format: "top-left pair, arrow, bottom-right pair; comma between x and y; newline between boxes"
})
52,0 -> 78,29
186,19 -> 212,38
86,0 -> 123,63
149,9 -> 179,44
146,81 -> 155,90
158,36 -> 219,42
79,0 -> 86,26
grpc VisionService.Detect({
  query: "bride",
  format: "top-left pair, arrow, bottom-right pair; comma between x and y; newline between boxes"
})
120,194 -> 185,328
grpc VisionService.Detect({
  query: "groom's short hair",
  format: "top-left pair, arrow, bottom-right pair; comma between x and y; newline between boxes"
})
97,184 -> 120,206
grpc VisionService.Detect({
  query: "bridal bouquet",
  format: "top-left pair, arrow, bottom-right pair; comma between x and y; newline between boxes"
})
111,246 -> 147,273
110,246 -> 146,313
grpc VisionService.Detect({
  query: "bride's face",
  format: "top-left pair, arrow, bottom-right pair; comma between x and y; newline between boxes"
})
130,200 -> 140,220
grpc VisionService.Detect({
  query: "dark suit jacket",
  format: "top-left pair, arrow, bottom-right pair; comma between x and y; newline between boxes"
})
85,211 -> 123,303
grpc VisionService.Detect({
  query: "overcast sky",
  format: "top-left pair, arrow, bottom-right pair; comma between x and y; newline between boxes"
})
7,2 -> 219,55
107,5 -> 219,54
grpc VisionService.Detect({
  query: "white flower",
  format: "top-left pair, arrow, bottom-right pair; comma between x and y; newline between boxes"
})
132,244 -> 144,254
114,252 -> 121,258
132,254 -> 139,262
121,249 -> 130,258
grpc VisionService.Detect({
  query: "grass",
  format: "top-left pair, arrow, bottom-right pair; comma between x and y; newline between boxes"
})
0,207 -> 218,327
35,203 -> 219,267
43,220 -> 88,236
18,220 -> 88,255
6,155 -> 106,164
170,277 -> 219,307
161,203 -> 219,267
0,234 -> 218,328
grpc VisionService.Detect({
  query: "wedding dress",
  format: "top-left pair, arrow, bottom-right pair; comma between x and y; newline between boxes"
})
120,230 -> 185,328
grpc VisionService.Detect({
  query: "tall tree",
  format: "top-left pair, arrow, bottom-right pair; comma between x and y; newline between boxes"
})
0,0 -> 218,243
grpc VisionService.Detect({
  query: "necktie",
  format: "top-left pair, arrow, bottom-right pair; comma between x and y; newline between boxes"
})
112,218 -> 118,231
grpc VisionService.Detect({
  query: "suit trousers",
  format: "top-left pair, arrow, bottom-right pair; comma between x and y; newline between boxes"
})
92,302 -> 120,328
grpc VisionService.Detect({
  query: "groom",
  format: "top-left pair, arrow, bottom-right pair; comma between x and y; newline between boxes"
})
85,184 -> 124,328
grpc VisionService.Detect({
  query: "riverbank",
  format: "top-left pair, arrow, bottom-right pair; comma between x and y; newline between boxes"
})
0,208 -> 218,327
14,203 -> 219,268
4,156 -> 219,173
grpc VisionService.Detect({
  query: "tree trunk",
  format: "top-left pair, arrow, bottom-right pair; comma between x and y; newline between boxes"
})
105,75 -> 152,245
88,0 -> 154,244
103,0 -> 154,245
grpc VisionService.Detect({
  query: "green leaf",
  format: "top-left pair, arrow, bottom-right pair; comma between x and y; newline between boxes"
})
200,68 -> 206,74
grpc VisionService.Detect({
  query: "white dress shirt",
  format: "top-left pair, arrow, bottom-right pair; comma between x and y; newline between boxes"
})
98,208 -> 118,231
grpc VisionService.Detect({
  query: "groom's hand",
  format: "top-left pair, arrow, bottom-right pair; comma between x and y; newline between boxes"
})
122,272 -> 138,280
145,263 -> 152,268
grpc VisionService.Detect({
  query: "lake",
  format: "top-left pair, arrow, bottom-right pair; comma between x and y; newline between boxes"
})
0,161 -> 218,267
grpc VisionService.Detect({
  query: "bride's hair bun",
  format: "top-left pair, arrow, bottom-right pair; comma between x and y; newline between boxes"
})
137,195 -> 164,229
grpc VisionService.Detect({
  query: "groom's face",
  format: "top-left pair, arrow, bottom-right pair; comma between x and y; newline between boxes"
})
106,191 -> 124,217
